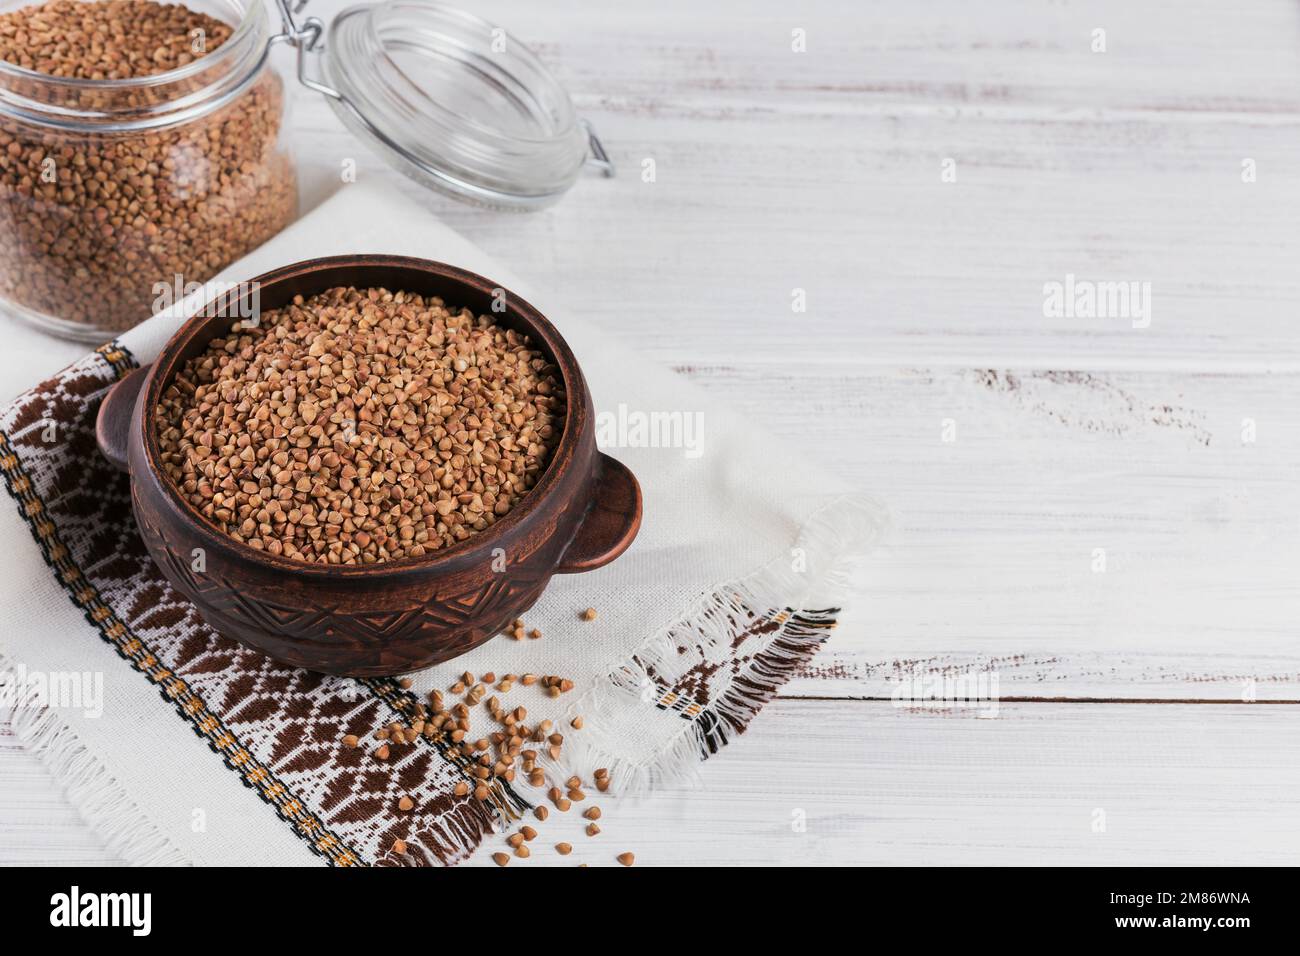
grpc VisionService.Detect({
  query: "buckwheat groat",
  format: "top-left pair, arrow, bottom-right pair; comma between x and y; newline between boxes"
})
0,0 -> 229,77
154,287 -> 566,565
0,0 -> 296,332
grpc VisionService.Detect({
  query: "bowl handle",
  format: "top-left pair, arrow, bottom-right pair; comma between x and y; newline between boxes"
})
557,453 -> 642,573
96,365 -> 149,473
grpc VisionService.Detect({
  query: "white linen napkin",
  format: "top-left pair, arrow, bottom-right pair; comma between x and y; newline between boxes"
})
0,179 -> 882,865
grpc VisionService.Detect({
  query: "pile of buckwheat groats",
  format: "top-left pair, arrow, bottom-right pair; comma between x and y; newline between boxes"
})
154,286 -> 565,564
0,0 -> 230,77
343,610 -> 635,866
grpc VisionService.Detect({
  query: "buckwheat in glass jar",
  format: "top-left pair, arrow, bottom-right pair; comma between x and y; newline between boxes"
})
0,0 -> 296,339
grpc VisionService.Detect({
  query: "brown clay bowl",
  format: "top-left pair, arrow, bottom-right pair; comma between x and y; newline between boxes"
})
95,255 -> 641,677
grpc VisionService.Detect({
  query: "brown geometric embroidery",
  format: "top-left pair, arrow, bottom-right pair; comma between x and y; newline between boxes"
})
0,343 -> 500,866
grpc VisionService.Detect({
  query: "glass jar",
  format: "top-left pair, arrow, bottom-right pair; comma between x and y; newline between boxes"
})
0,0 -> 297,341
317,1 -> 611,210
0,0 -> 612,341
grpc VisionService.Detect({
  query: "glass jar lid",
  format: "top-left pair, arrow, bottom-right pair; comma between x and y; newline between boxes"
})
274,0 -> 613,209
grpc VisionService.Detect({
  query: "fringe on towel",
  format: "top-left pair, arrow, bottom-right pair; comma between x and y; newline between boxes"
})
554,494 -> 886,797
365,676 -> 532,866
374,798 -> 502,867
2,650 -> 192,866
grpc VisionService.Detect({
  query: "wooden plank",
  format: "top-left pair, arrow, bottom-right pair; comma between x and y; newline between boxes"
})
8,701 -> 1297,866
662,364 -> 1300,698
468,699 -> 1300,867
420,0 -> 1300,115
0,720 -> 118,865
276,0 -> 1300,370
287,104 -> 1300,369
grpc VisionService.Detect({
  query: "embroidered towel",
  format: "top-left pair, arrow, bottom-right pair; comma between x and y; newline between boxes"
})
0,180 -> 882,866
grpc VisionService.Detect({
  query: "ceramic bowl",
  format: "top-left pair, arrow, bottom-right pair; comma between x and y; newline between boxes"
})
95,255 -> 641,676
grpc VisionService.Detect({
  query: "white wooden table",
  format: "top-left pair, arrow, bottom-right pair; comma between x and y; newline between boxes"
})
3,0 -> 1299,865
